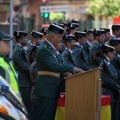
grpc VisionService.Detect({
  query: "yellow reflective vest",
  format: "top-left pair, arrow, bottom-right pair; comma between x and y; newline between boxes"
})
0,57 -> 19,94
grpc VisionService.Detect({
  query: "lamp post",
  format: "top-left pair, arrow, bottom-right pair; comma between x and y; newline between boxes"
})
9,0 -> 14,60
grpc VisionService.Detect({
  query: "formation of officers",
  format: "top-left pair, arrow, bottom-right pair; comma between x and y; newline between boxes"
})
0,19 -> 120,120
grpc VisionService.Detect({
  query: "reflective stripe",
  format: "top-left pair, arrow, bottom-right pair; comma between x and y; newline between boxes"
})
0,58 -> 19,93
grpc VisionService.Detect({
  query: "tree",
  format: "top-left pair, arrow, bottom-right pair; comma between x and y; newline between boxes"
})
49,12 -> 64,21
88,0 -> 120,18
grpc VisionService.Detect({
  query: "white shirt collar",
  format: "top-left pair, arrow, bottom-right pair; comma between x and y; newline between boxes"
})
56,51 -> 59,55
75,42 -> 80,46
106,56 -> 110,61
75,42 -> 83,48
104,56 -> 111,65
68,48 -> 73,53
17,43 -> 22,47
87,41 -> 92,46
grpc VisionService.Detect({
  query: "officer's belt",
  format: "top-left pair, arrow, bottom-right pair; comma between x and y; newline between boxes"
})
38,71 -> 60,77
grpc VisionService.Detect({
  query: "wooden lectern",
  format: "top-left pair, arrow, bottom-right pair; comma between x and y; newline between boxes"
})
65,68 -> 101,120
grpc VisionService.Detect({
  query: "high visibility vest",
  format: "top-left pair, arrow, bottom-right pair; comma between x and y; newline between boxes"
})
0,57 -> 19,94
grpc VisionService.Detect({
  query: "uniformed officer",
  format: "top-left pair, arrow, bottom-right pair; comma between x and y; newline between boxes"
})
90,29 -> 106,68
56,23 -> 66,54
28,45 -> 38,63
109,38 -> 120,119
61,22 -> 68,31
30,24 -> 84,120
26,30 -> 43,55
73,31 -> 90,70
12,31 -> 31,114
98,44 -> 120,120
67,21 -> 79,35
41,27 -> 48,40
29,46 -> 39,107
62,35 -> 77,66
0,31 -> 19,94
56,42 -> 65,64
111,24 -> 120,38
100,28 -> 111,44
83,29 -> 94,64
109,38 -> 120,81
84,29 -> 94,47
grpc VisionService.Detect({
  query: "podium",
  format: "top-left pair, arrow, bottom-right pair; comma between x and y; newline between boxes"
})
65,68 -> 102,120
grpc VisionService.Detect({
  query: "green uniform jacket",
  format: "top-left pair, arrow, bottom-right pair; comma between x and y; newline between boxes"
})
62,49 -> 76,66
12,44 -> 31,87
90,42 -> 102,68
35,40 -> 73,98
100,59 -> 120,102
26,44 -> 33,55
83,42 -> 91,65
73,44 -> 90,71
111,53 -> 120,84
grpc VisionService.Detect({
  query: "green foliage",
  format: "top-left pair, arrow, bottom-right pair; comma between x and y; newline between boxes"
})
88,0 -> 120,17
49,12 -> 64,21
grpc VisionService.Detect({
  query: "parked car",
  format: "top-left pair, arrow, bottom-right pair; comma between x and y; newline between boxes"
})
0,76 -> 28,120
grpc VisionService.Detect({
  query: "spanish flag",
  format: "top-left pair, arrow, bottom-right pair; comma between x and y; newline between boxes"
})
100,95 -> 111,120
55,94 -> 65,120
55,95 -> 111,120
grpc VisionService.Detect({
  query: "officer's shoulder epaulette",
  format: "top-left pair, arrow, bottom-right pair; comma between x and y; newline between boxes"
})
44,45 -> 47,47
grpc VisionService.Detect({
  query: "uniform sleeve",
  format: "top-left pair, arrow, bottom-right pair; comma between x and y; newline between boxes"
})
90,46 -> 98,59
90,46 -> 102,65
60,54 -> 66,64
62,51 -> 69,65
0,66 -> 6,79
13,51 -> 30,77
102,70 -> 120,91
111,60 -> 120,80
36,48 -> 73,73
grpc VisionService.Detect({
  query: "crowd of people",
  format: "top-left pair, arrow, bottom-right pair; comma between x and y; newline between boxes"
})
0,19 -> 120,120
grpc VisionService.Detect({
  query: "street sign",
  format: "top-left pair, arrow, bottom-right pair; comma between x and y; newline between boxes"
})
41,0 -> 47,4
40,5 -> 71,13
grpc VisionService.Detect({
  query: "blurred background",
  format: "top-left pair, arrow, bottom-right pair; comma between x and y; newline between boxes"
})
0,0 -> 120,39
